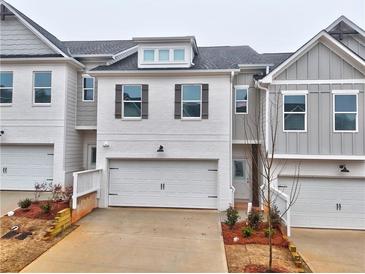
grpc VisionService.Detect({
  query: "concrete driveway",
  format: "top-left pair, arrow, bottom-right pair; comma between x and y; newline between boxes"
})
21,208 -> 227,273
291,228 -> 365,273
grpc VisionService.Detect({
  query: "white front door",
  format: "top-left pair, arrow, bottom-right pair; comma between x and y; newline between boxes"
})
0,145 -> 54,190
87,145 -> 96,170
279,177 -> 365,229
233,159 -> 250,200
108,159 -> 218,209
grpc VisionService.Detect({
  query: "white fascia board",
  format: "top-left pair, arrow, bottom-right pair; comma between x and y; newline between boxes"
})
271,154 -> 365,160
260,30 -> 365,84
87,69 -> 238,76
325,15 -> 365,37
238,64 -> 274,69
0,57 -> 84,68
271,79 -> 365,85
2,2 -> 67,58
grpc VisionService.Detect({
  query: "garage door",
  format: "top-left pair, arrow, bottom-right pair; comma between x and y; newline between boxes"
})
0,145 -> 54,190
279,177 -> 365,229
109,160 -> 218,209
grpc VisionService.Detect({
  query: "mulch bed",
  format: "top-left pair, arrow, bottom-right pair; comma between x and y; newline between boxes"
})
14,200 -> 69,220
244,264 -> 290,273
222,221 -> 289,247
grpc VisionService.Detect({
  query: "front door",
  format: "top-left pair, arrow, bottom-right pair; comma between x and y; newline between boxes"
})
87,145 -> 96,170
233,159 -> 250,200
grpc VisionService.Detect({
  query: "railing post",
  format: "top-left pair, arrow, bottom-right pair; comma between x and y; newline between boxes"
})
72,172 -> 78,209
286,199 -> 291,237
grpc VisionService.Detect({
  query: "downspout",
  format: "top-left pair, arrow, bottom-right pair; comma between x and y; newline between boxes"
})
255,72 -> 270,152
229,70 -> 235,206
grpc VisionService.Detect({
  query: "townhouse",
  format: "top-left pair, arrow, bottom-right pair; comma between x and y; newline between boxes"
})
0,1 -> 364,229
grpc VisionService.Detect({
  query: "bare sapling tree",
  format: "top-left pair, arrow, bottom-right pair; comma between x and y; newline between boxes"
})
242,86 -> 301,271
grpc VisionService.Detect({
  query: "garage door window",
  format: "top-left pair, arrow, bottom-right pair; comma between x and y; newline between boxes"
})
182,84 -> 202,119
123,85 -> 142,119
33,71 -> 52,104
0,71 -> 13,104
333,91 -> 358,132
283,93 -> 307,132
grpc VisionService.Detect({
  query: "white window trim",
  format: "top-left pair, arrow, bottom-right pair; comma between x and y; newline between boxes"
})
33,71 -> 52,106
181,84 -> 202,120
122,84 -> 142,120
82,76 -> 95,102
142,47 -> 186,64
282,91 -> 307,132
0,71 -> 13,106
234,85 -> 249,114
332,91 -> 358,133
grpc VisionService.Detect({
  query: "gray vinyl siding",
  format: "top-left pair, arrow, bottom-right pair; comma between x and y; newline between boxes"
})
276,42 -> 364,80
64,66 -> 83,183
0,17 -> 56,55
232,72 -> 263,142
76,72 -> 97,127
269,83 -> 364,156
339,35 -> 365,59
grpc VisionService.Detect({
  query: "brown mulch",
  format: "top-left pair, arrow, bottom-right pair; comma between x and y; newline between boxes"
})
0,215 -> 76,272
222,222 -> 289,247
225,244 -> 300,273
15,200 -> 69,220
244,264 -> 290,273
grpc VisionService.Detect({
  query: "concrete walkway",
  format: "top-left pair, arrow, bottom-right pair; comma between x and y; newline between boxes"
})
21,208 -> 228,273
291,228 -> 365,273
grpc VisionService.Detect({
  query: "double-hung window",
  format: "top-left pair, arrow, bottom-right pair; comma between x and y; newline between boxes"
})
181,84 -> 202,119
33,71 -> 52,104
283,91 -> 307,131
333,91 -> 358,132
123,85 -> 142,119
83,76 -> 94,101
0,71 -> 13,104
235,86 -> 248,114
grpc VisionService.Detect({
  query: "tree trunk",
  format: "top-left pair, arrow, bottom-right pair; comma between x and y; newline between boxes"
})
267,175 -> 272,271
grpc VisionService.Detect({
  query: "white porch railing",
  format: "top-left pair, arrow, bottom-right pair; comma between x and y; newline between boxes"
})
72,169 -> 102,209
260,182 -> 291,237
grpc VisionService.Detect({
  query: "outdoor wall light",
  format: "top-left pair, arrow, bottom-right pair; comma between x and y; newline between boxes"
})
339,165 -> 350,173
0,130 -> 4,136
103,142 -> 110,148
157,145 -> 164,153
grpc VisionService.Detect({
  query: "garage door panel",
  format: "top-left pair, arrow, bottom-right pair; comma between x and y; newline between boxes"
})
279,177 -> 365,229
0,145 -> 54,190
109,160 -> 218,209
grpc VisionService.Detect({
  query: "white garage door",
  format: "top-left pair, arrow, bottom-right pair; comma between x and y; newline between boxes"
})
279,177 -> 365,229
0,145 -> 54,190
109,160 -> 218,209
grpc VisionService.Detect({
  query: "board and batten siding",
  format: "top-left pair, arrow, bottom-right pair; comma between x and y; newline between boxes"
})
339,35 -> 365,60
276,42 -> 364,80
64,66 -> 83,185
269,83 -> 364,155
0,17 -> 56,55
232,72 -> 264,142
76,72 -> 97,127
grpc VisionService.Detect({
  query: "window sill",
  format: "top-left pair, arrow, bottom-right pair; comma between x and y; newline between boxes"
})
32,103 -> 52,107
283,130 -> 307,133
235,112 -> 248,115
181,117 -> 202,121
0,103 -> 12,107
333,130 -> 358,133
122,117 -> 142,121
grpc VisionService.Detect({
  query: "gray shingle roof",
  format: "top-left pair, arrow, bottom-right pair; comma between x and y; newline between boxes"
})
4,2 -> 71,57
63,40 -> 137,56
92,46 -> 292,71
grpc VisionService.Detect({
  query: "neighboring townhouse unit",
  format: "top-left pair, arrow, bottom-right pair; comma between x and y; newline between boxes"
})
0,1 -> 364,230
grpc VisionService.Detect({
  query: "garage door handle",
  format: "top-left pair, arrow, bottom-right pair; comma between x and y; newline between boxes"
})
2,167 -> 7,174
336,203 -> 338,210
339,203 -> 341,211
208,195 -> 217,198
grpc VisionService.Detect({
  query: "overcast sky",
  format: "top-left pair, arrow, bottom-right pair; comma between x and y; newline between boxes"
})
6,0 -> 365,53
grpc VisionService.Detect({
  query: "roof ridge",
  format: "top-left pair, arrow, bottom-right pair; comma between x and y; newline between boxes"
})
63,39 -> 134,43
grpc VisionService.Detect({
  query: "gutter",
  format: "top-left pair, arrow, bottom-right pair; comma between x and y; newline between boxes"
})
88,69 -> 239,76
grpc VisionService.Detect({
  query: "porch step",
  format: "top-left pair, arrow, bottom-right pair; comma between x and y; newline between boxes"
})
234,199 -> 249,210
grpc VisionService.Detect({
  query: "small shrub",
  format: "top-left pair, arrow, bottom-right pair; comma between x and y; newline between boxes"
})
18,198 -> 32,209
264,227 -> 276,237
34,182 -> 49,202
41,202 -> 52,213
242,226 -> 253,238
51,184 -> 63,201
270,204 -> 281,228
247,209 -> 263,229
225,206 -> 240,229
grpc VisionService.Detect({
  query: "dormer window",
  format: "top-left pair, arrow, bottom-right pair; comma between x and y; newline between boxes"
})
174,49 -> 185,61
143,50 -> 155,62
158,49 -> 169,61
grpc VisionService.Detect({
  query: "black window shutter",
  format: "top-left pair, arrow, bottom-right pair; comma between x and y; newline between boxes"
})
202,84 -> 209,119
142,84 -> 149,119
174,84 -> 182,119
115,85 -> 122,119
